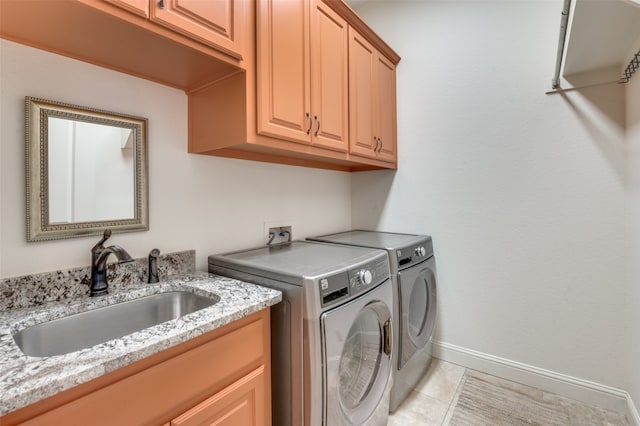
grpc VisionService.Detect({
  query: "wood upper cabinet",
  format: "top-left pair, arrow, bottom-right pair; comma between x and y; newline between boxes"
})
151,0 -> 243,60
257,0 -> 349,152
103,0 -> 244,60
103,0 -> 149,17
188,0 -> 400,171
310,0 -> 349,152
348,27 -> 397,163
1,0 -> 399,171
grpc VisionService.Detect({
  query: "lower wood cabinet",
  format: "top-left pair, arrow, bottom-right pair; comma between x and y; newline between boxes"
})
167,366 -> 266,426
1,309 -> 271,426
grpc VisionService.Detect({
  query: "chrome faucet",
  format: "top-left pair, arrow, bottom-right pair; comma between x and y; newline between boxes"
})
89,229 -> 134,297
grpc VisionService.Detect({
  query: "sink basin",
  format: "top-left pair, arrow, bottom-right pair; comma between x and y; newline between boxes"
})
13,290 -> 219,357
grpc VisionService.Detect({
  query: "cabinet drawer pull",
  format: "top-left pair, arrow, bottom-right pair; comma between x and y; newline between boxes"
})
314,115 -> 320,137
158,0 -> 165,9
306,112 -> 312,135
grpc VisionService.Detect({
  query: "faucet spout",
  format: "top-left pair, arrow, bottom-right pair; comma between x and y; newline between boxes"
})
89,230 -> 134,297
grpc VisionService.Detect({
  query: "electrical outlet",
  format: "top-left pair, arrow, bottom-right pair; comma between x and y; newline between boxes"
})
267,226 -> 292,245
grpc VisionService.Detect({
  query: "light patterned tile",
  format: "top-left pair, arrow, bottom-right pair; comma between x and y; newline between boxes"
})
413,359 -> 466,404
542,392 -> 629,426
388,389 -> 450,426
441,373 -> 466,426
464,368 -> 543,401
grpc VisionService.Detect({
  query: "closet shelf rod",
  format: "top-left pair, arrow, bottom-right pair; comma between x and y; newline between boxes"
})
552,0 -> 572,89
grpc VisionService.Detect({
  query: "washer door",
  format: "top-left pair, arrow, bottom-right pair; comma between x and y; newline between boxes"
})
398,258 -> 437,369
322,281 -> 393,425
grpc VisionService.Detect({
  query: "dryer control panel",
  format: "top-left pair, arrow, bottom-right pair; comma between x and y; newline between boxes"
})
395,240 -> 434,270
319,256 -> 390,308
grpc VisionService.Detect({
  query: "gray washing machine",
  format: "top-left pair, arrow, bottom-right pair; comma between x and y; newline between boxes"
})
308,230 -> 437,412
208,241 -> 394,426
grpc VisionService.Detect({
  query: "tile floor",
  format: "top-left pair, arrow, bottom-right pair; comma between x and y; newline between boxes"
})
389,359 -> 629,426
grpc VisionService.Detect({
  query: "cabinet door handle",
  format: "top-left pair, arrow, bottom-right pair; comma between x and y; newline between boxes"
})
373,136 -> 379,152
306,112 -> 312,135
158,0 -> 165,9
314,115 -> 320,137
377,137 -> 383,152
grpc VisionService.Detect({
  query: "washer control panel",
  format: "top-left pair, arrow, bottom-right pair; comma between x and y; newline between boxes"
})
347,257 -> 389,297
319,271 -> 350,307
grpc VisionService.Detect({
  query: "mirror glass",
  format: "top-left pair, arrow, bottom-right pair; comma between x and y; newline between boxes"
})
26,97 -> 148,242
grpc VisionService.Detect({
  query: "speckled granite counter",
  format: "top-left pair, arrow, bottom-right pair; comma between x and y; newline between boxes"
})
0,272 -> 281,416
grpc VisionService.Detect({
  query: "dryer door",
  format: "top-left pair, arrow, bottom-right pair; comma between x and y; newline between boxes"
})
322,281 -> 393,426
398,257 -> 437,369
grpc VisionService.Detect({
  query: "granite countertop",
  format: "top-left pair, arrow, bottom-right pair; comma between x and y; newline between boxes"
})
0,272 -> 282,416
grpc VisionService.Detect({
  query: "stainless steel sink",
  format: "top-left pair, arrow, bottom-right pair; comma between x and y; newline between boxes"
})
13,290 -> 219,357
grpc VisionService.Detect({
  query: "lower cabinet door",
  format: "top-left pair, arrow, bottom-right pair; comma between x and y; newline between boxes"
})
170,366 -> 266,426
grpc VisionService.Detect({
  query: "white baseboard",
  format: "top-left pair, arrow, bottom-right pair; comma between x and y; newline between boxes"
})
433,340 -> 639,425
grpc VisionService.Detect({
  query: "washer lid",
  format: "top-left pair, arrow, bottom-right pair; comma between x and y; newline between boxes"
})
208,241 -> 387,286
309,230 -> 433,255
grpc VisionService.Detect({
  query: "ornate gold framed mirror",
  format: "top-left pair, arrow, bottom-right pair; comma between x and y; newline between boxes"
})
26,97 -> 149,242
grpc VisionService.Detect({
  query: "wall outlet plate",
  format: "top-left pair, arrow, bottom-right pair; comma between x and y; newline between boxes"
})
267,226 -> 292,245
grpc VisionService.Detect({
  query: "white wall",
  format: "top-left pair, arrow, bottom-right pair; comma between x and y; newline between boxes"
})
0,39 -> 352,278
351,0 -> 630,393
626,62 -> 640,412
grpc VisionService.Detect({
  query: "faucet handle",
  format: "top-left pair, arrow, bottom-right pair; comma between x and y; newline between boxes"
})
148,248 -> 160,283
91,229 -> 112,254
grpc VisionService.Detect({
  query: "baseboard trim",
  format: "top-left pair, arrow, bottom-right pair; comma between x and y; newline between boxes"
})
433,340 -> 638,425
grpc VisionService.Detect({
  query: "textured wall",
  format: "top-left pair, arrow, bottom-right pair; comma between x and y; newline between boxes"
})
625,64 -> 640,412
351,0 -> 629,391
0,40 -> 352,278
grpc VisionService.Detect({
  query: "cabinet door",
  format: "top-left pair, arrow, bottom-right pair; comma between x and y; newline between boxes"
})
257,0 -> 312,144
310,0 -> 348,152
150,0 -> 243,59
375,54 -> 397,163
170,366 -> 266,426
103,0 -> 149,17
348,28 -> 377,159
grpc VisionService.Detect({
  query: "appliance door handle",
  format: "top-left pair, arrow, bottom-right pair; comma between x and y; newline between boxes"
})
383,319 -> 392,356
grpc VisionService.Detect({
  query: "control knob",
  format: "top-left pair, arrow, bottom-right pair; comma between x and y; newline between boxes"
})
415,246 -> 426,257
358,269 -> 373,285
